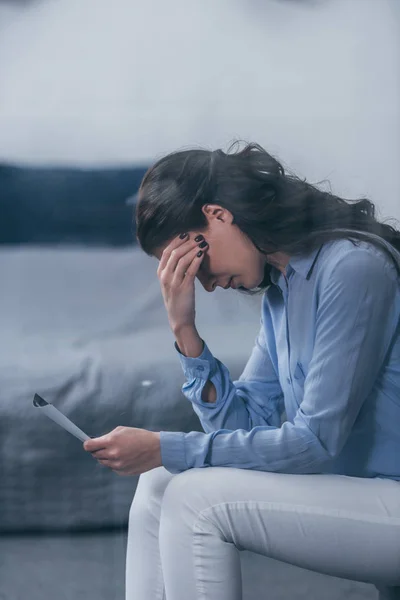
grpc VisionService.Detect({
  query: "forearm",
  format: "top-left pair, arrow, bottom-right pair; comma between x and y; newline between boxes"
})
160,419 -> 329,475
174,341 -> 282,433
173,327 -> 252,425
173,325 -> 217,404
172,314 -> 285,432
173,324 -> 203,358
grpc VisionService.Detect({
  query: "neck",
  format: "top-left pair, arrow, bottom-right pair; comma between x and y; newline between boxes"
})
266,251 -> 290,274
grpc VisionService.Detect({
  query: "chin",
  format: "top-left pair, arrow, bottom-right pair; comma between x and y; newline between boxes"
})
236,279 -> 257,292
257,264 -> 272,288
235,269 -> 264,291
251,273 -> 265,289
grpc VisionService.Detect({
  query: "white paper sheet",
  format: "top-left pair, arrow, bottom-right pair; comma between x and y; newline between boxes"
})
33,394 -> 90,442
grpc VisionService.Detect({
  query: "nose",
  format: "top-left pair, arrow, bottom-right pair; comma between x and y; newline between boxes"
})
196,272 -> 217,293
205,281 -> 217,292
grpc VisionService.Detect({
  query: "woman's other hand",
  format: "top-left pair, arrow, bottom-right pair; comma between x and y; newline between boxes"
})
157,233 -> 208,332
83,427 -> 162,476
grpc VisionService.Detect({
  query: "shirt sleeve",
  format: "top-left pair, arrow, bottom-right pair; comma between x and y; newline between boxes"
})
160,246 -> 400,474
173,315 -> 284,434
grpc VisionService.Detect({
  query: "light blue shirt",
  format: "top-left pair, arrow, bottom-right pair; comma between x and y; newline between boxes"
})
160,236 -> 400,480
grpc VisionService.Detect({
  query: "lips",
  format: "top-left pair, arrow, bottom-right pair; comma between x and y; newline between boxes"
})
222,277 -> 238,290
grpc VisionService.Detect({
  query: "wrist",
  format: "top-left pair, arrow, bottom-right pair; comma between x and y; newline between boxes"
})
171,322 -> 196,336
173,325 -> 204,358
152,432 -> 163,468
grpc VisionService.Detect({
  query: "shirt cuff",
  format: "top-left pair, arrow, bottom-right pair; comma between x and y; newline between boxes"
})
174,340 -> 217,381
159,431 -> 189,474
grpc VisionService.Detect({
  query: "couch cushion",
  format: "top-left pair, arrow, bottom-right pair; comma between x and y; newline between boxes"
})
0,246 -> 262,531
0,163 -> 147,245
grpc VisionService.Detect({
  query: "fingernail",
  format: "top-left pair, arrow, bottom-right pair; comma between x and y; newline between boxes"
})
197,250 -> 203,257
179,232 -> 188,239
198,240 -> 208,248
194,235 -> 204,242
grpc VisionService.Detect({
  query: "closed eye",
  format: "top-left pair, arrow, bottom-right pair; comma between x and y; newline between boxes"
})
198,257 -> 210,275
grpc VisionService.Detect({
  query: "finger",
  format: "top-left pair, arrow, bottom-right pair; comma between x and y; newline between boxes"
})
165,236 -> 208,283
91,449 -> 116,460
83,435 -> 110,452
159,235 -> 200,277
97,459 -> 115,468
97,459 -> 127,475
171,245 -> 207,287
158,234 -> 193,274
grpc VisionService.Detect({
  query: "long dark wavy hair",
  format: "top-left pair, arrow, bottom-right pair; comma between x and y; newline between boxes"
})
135,142 -> 400,294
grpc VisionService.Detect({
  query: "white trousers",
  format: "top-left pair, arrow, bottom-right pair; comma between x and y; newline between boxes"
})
126,467 -> 400,600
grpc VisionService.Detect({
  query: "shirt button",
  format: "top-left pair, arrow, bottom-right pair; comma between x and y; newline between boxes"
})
197,366 -> 205,372
287,376 -> 291,384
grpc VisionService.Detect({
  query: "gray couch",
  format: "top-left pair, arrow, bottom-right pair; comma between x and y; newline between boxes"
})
0,245 -> 262,532
0,245 -> 378,599
0,161 -> 378,597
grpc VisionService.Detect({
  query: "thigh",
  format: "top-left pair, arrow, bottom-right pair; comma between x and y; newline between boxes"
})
161,468 -> 400,586
130,466 -> 175,515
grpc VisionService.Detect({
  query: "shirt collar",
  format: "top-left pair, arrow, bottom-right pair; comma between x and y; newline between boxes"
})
289,244 -> 324,280
270,244 -> 323,285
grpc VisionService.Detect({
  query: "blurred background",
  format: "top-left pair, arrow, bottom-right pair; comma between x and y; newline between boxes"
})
0,1 -> 399,599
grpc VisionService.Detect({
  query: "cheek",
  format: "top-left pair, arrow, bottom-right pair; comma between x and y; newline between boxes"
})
201,253 -> 213,276
203,250 -> 223,275
203,241 -> 233,276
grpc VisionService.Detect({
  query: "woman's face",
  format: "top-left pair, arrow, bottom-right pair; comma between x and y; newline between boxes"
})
154,204 -> 275,292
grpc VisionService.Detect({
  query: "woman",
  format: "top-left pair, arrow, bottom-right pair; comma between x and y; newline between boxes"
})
84,143 -> 400,600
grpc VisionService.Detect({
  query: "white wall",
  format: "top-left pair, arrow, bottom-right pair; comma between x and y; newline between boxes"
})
0,0 -> 399,219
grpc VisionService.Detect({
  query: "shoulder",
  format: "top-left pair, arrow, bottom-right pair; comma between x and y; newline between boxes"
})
317,238 -> 399,288
312,239 -> 400,306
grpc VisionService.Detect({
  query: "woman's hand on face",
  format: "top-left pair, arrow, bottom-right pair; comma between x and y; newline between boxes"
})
157,233 -> 208,332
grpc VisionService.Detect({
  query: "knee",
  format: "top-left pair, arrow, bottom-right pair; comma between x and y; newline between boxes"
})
128,466 -> 173,529
159,469 -> 229,547
161,468 -> 215,521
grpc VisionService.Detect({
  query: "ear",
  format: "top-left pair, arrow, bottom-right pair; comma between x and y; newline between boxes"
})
202,204 -> 234,224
